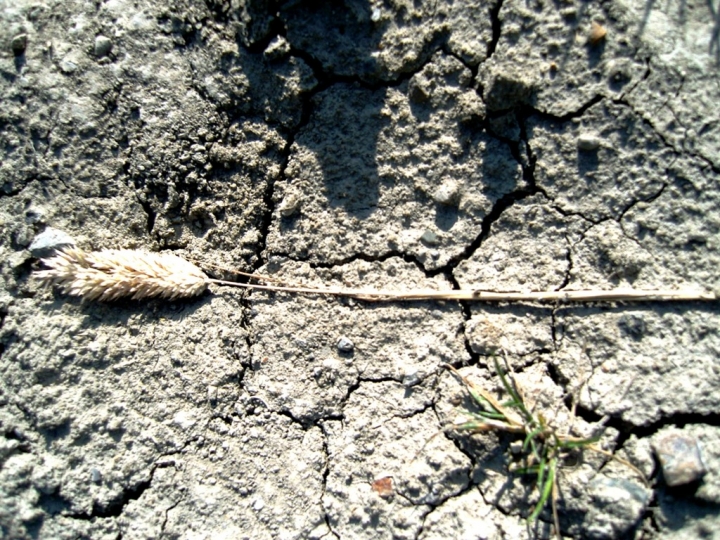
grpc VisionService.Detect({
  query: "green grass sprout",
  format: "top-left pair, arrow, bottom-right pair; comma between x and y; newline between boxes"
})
444,357 -> 647,540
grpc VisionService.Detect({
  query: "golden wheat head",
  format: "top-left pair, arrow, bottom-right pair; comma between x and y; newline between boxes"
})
36,247 -> 209,301
35,248 -> 718,305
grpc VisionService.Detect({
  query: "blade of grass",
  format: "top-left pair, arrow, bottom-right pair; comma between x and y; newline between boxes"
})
523,426 -> 546,452
444,364 -> 524,426
536,453 -> 548,492
529,456 -> 557,522
559,435 -> 602,449
493,356 -> 535,425
474,410 -> 510,421
454,417 -> 526,434
513,464 -> 540,475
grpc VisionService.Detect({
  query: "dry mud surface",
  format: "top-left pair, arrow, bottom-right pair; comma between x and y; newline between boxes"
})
1,0 -> 720,539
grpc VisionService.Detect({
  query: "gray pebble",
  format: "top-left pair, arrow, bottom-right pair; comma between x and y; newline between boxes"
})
11,34 -> 28,54
59,58 -> 77,73
94,35 -> 112,57
432,180 -> 460,206
420,230 -> 439,246
577,132 -> 602,151
337,337 -> 354,353
279,192 -> 302,217
90,468 -> 102,484
653,431 -> 706,486
509,440 -> 523,455
29,228 -> 76,258
402,371 -> 421,387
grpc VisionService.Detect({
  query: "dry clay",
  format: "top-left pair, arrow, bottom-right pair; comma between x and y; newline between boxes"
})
1,0 -> 719,539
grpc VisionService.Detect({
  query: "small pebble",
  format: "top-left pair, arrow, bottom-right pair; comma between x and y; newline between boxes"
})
509,441 -> 523,455
11,34 -> 28,54
653,431 -> 706,486
577,132 -> 601,151
59,57 -> 78,74
337,337 -> 354,353
28,228 -> 76,258
252,497 -> 265,511
588,21 -> 608,45
94,35 -> 112,57
279,192 -> 301,217
402,371 -> 421,387
263,36 -> 291,61
107,417 -> 123,431
90,468 -> 102,484
432,180 -> 460,206
420,230 -> 439,246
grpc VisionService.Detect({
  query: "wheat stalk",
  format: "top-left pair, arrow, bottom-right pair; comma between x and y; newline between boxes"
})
35,247 -> 210,301
36,247 -> 718,304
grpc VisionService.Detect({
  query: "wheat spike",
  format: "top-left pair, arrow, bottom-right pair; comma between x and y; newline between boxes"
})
36,247 -> 718,304
36,247 -> 209,301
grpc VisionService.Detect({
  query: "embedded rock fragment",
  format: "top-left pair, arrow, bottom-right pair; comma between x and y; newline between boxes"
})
653,430 -> 706,487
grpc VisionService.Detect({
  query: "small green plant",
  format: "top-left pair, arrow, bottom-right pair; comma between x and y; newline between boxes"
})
445,357 -> 646,540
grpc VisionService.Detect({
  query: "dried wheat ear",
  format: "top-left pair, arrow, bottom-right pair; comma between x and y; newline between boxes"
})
35,247 -> 209,301
36,247 -> 718,304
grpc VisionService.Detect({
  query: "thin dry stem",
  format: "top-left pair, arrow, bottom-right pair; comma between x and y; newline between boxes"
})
211,278 -> 717,303
551,477 -> 561,540
586,444 -> 650,488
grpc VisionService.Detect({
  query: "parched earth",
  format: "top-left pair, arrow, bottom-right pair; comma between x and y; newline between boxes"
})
1,0 -> 719,539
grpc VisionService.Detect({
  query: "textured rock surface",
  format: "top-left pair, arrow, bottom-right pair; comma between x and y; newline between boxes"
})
653,428 -> 707,487
1,0 -> 719,538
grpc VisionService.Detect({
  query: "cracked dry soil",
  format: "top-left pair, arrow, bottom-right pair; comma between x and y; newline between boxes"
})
1,0 -> 720,539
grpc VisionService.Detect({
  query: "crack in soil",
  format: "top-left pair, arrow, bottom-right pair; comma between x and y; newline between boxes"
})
317,419 -> 340,540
